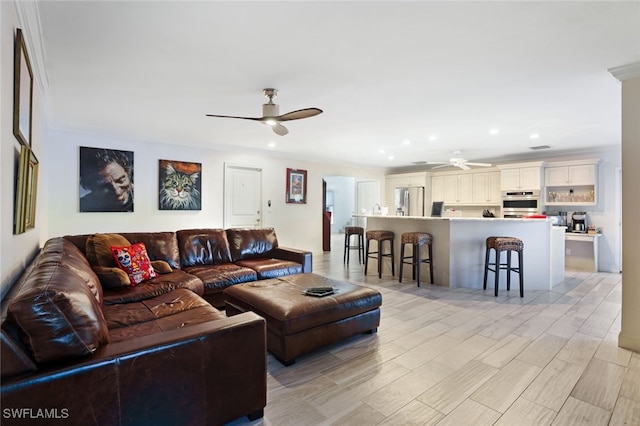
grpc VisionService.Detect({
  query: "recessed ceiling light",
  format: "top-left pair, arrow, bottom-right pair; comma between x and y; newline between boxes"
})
428,135 -> 437,141
388,156 -> 395,160
268,142 -> 276,148
490,129 -> 500,135
529,133 -> 540,139
403,139 -> 411,145
378,149 -> 385,154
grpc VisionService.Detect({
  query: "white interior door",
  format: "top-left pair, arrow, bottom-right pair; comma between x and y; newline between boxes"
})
224,164 -> 262,229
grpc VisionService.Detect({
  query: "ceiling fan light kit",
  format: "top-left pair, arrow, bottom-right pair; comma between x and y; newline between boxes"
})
206,88 -> 323,136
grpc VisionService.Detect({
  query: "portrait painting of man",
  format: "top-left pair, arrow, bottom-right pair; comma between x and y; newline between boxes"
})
79,147 -> 134,212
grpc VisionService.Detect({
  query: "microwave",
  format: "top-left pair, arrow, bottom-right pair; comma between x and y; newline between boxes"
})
501,190 -> 541,218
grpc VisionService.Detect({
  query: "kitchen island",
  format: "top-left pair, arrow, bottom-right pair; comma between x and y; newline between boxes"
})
358,215 -> 565,291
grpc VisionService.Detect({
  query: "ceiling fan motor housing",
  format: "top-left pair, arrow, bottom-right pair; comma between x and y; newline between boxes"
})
262,102 -> 279,118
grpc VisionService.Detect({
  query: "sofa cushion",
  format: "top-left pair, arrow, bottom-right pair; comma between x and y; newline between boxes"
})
234,258 -> 303,280
111,243 -> 157,285
86,233 -> 130,268
120,232 -> 181,269
183,264 -> 258,291
176,229 -> 233,266
102,289 -> 216,329
7,241 -> 110,363
102,270 -> 204,305
226,228 -> 279,261
108,304 -> 226,343
39,237 -> 104,304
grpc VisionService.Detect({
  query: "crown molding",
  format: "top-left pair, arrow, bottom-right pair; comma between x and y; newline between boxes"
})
14,0 -> 53,125
608,63 -> 640,82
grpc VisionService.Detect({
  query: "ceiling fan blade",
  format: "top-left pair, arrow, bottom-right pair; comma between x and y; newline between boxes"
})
277,108 -> 323,121
271,123 -> 289,136
206,114 -> 262,121
457,163 -> 471,171
430,164 -> 451,169
464,162 -> 492,167
426,161 -> 448,165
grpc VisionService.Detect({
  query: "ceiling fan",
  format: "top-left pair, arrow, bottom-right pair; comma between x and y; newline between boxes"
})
427,154 -> 492,171
206,88 -> 322,136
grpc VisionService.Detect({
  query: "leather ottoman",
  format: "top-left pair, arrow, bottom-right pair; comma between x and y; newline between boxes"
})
224,273 -> 382,366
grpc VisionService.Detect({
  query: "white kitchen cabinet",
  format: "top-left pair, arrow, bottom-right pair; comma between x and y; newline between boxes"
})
457,174 -> 473,204
431,173 -> 478,207
431,176 -> 445,202
544,160 -> 599,206
498,163 -> 543,190
545,164 -> 596,186
472,172 -> 501,204
443,175 -> 459,204
385,172 -> 427,207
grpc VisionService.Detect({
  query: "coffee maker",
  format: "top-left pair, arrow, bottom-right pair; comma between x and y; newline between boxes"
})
571,212 -> 587,233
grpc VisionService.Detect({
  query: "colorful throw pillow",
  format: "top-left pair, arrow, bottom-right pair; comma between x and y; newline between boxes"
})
111,243 -> 157,285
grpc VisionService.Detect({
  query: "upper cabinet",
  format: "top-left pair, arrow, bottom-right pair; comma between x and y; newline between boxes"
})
472,172 -> 501,204
545,164 -> 595,186
431,170 -> 500,206
385,172 -> 427,207
544,159 -> 599,206
497,162 -> 544,191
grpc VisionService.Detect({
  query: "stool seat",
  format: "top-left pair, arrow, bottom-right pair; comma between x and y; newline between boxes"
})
401,232 -> 433,246
344,226 -> 365,264
486,236 -> 524,252
366,230 -> 394,241
365,230 -> 395,278
483,236 -> 524,297
399,232 -> 434,287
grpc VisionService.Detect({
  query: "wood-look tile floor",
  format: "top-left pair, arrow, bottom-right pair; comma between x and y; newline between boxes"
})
228,235 -> 639,426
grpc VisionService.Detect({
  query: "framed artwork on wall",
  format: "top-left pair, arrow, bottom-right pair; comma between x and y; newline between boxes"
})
13,28 -> 33,148
286,168 -> 307,204
79,147 -> 134,212
14,145 -> 38,234
159,160 -> 202,210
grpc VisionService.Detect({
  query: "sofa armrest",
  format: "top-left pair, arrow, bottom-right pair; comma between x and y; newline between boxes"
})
271,247 -> 312,273
1,312 -> 266,426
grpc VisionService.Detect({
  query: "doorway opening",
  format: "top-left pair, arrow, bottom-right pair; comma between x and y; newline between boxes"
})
322,176 -> 379,251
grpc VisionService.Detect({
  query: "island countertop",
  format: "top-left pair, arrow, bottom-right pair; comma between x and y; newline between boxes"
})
353,214 -> 552,223
359,214 -> 564,291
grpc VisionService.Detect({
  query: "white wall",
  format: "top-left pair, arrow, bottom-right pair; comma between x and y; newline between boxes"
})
44,129 -> 385,254
1,2 -> 48,298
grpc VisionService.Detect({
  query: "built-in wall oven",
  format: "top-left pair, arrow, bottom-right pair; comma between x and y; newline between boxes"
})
501,190 -> 541,218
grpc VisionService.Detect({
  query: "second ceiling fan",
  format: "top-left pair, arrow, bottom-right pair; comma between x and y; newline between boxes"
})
427,152 -> 492,171
206,88 -> 322,136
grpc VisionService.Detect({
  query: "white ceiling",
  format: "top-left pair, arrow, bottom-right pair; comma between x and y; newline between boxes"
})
28,1 -> 640,169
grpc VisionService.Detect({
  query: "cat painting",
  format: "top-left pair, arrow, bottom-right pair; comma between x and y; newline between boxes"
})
159,160 -> 202,210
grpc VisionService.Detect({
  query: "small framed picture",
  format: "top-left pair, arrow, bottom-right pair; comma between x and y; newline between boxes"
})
286,168 -> 307,204
14,145 -> 38,234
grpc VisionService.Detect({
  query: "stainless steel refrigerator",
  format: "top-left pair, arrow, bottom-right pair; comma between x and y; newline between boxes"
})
394,187 -> 425,216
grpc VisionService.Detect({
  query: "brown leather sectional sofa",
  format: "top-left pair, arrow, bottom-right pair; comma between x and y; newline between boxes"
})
0,228 -> 312,425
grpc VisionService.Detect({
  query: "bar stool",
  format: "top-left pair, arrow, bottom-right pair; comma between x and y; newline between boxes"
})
483,236 -> 524,297
343,226 -> 365,264
399,232 -> 434,287
365,230 -> 395,278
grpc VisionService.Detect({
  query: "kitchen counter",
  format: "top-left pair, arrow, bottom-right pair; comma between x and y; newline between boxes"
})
358,215 -> 564,291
